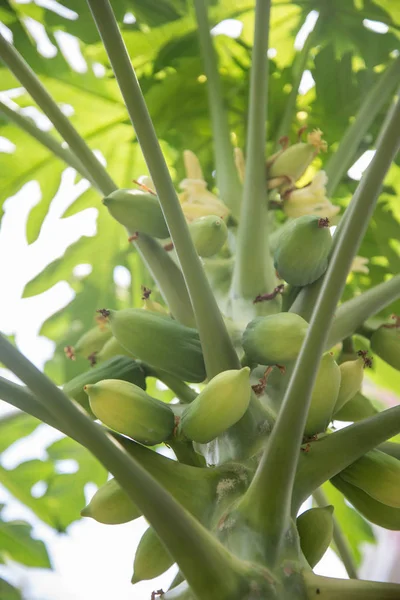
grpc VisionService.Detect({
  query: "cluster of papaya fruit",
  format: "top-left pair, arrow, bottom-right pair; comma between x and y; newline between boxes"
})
59,135 -> 400,583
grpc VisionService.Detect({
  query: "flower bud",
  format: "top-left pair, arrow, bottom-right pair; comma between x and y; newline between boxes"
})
179,179 -> 230,221
283,171 -> 340,219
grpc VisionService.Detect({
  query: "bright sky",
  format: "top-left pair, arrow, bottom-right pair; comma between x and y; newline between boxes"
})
0,8 -> 397,600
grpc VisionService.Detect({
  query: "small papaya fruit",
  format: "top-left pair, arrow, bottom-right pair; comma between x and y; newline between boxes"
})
371,319 -> 400,371
63,355 -> 146,414
333,392 -> 377,422
96,336 -> 134,362
71,325 -> 112,360
273,215 -> 332,286
98,308 -> 206,383
296,505 -> 334,568
188,215 -> 228,257
333,353 -> 370,414
242,312 -> 308,366
103,189 -> 169,238
268,129 -> 327,184
304,353 -> 341,437
131,527 -> 173,583
178,368 -> 251,443
84,379 -> 175,445
81,477 -> 141,524
339,449 -> 400,509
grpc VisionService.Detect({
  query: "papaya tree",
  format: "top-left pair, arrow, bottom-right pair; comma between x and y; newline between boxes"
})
0,0 -> 400,598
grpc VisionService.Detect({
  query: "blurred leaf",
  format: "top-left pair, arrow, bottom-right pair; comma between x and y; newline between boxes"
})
0,505 -> 51,568
0,578 -> 22,600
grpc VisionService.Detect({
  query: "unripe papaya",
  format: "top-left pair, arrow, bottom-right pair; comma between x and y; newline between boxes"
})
132,527 -> 173,583
81,477 -> 141,524
96,336 -> 133,362
99,308 -> 206,383
103,189 -> 169,238
268,130 -> 327,183
178,368 -> 251,443
304,353 -> 341,437
273,215 -> 332,286
188,215 -> 228,257
63,355 -> 146,414
339,449 -> 400,509
296,505 -> 334,568
242,312 -> 308,366
333,357 -> 364,414
73,325 -> 112,359
333,392 -> 377,422
371,323 -> 400,371
331,474 -> 400,530
84,379 -> 175,445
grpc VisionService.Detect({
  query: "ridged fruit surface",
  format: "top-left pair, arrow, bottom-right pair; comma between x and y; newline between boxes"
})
273,215 -> 332,286
179,367 -> 251,443
242,312 -> 308,366
85,379 -> 175,445
103,189 -> 169,238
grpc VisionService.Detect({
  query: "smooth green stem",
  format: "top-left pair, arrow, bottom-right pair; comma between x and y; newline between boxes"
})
238,96 -> 400,566
313,487 -> 358,580
86,0 -> 239,379
325,274 -> 400,349
0,33 -> 115,195
0,99 -> 95,185
134,235 -> 195,327
0,32 -> 194,328
145,367 -> 198,404
304,571 -> 400,599
0,335 -> 246,599
326,57 -> 400,197
275,16 -> 319,145
293,405 -> 400,511
193,0 -> 242,219
232,0 -> 277,311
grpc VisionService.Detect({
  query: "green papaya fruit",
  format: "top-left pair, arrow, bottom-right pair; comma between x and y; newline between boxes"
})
72,325 -> 112,359
63,355 -> 146,414
379,442 -> 400,461
333,357 -> 364,414
296,505 -> 334,567
269,131 -> 326,183
98,308 -> 206,383
84,379 -> 175,445
179,368 -> 251,443
81,477 -> 141,524
132,527 -> 174,583
188,215 -> 228,257
333,392 -> 377,422
96,336 -> 134,362
339,449 -> 400,508
242,312 -> 308,366
273,215 -> 332,286
371,322 -> 400,371
304,353 -> 341,437
331,475 -> 400,530
103,189 -> 169,238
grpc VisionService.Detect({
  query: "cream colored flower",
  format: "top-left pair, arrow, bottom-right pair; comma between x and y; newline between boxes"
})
307,129 -> 328,153
283,171 -> 340,219
234,147 -> 245,183
179,179 -> 230,221
351,256 -> 369,275
183,150 -> 204,180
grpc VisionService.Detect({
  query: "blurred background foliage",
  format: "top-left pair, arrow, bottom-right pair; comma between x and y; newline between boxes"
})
0,0 -> 399,594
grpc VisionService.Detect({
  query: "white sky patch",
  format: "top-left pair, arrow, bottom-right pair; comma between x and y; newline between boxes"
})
294,10 -> 319,51
299,69 -> 315,95
267,48 -> 277,59
54,30 -> 87,73
92,62 -> 106,78
363,19 -> 389,34
59,103 -> 75,117
123,12 -> 136,25
20,105 -> 53,131
23,17 -> 57,58
348,149 -> 375,181
211,19 -> 243,39
73,264 -> 92,278
113,266 -> 131,289
0,137 -> 16,153
0,22 -> 13,43
93,149 -> 107,167
35,0 -> 79,20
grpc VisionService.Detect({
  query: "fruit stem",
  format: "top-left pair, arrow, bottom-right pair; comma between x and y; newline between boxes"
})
325,273 -> 400,348
237,95 -> 400,566
231,0 -> 278,316
192,0 -> 242,219
293,404 -> 400,511
325,57 -> 400,197
274,13 -> 320,146
303,571 -> 400,599
313,487 -> 358,579
0,334 -> 247,599
87,0 -> 240,379
0,98 -> 95,185
0,33 -> 194,328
